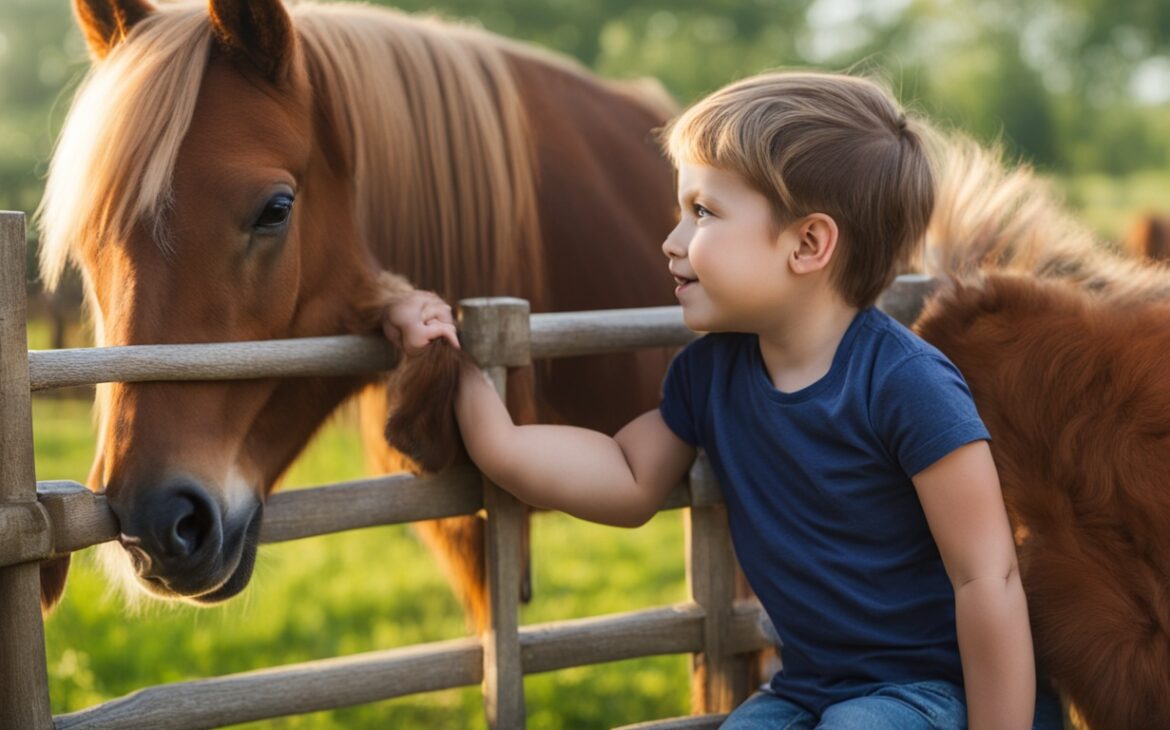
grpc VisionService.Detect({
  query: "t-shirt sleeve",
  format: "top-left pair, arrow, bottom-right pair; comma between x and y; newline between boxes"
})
872,352 -> 990,477
659,341 -> 703,447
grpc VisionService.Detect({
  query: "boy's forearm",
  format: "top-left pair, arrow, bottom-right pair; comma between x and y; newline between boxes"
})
955,570 -> 1036,730
454,367 -> 659,526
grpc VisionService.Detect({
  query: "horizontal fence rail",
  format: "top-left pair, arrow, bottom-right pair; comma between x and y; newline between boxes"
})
26,275 -> 933,392
0,456 -> 726,570
53,601 -> 768,730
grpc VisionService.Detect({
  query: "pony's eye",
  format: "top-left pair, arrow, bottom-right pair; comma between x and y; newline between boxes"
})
254,193 -> 294,231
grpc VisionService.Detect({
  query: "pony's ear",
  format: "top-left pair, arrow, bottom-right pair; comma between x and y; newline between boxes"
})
208,0 -> 296,83
73,0 -> 154,61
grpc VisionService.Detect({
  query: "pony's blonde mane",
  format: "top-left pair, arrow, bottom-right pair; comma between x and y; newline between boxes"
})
40,1 -> 660,306
37,4 -> 211,290
926,134 -> 1170,302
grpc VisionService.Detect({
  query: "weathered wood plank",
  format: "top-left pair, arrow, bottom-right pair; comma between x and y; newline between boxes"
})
1,471 -> 722,569
521,603 -> 704,673
614,713 -> 729,730
53,636 -> 484,730
462,300 -> 531,729
528,306 -> 695,359
28,335 -> 398,391
877,273 -> 938,326
52,603 -> 762,730
26,275 -> 935,391
0,210 -> 53,729
37,481 -> 116,556
686,454 -> 749,713
259,465 -> 484,542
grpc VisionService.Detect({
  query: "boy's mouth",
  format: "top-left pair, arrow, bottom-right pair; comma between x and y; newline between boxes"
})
672,274 -> 697,294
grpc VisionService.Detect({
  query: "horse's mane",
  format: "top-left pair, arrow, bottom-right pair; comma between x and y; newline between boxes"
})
38,1 -> 656,306
925,134 -> 1170,301
291,2 -> 545,303
37,4 -> 211,291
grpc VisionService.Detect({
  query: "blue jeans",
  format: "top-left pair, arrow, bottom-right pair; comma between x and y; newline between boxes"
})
721,681 -> 1065,729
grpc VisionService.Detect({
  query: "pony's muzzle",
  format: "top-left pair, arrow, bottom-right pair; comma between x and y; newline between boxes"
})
118,478 -> 227,595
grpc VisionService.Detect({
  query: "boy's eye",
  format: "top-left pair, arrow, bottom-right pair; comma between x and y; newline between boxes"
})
693,204 -> 711,218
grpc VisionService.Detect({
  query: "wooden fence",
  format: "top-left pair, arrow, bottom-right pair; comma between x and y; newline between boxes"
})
0,210 -> 937,728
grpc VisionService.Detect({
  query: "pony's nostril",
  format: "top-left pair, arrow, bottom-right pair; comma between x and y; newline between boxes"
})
171,505 -> 206,555
153,484 -> 220,559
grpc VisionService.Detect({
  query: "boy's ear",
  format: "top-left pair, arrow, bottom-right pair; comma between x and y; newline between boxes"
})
788,213 -> 838,275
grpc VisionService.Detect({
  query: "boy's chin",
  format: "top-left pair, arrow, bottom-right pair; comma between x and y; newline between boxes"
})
681,310 -> 720,334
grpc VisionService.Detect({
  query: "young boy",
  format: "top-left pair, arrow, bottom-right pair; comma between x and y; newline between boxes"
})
385,71 -> 1058,729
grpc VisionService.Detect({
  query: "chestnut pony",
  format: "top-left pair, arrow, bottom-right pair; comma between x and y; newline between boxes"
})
37,0 -> 677,630
920,138 -> 1170,728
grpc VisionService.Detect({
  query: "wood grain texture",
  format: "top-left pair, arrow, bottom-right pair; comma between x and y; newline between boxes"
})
28,335 -> 398,391
0,210 -> 53,729
686,454 -> 749,713
50,603 -> 770,729
0,469 -> 728,569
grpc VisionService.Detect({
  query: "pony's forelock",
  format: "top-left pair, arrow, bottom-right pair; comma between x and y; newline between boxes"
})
37,3 -> 211,291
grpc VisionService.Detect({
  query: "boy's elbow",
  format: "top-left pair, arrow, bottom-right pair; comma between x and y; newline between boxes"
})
611,491 -> 660,528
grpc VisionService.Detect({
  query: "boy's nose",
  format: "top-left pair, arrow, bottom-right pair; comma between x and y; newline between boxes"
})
662,224 -> 686,259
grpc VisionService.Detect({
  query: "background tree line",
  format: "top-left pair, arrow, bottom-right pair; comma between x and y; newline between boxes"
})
2,0 -> 1168,284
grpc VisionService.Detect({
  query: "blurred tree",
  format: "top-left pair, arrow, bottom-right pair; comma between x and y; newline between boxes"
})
0,0 -> 83,216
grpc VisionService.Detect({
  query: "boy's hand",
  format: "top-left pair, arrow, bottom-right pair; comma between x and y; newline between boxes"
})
383,291 -> 460,356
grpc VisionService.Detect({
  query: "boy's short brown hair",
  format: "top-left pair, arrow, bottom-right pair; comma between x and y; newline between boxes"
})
663,71 -> 934,309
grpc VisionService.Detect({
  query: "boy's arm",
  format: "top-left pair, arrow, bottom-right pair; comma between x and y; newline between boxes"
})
457,366 -> 697,527
913,440 -> 1035,730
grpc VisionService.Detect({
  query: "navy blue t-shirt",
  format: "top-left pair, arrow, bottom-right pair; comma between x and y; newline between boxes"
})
659,307 -> 989,713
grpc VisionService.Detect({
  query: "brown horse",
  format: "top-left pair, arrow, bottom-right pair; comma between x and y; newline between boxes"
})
918,138 -> 1170,728
37,0 -> 677,629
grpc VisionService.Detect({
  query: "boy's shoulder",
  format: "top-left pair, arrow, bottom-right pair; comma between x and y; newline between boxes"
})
856,306 -> 948,366
849,307 -> 974,399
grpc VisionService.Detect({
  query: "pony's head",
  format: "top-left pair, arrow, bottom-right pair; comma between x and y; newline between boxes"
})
37,0 -> 398,608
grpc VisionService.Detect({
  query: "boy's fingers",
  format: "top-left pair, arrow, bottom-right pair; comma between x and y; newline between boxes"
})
401,321 -> 459,355
420,300 -> 455,325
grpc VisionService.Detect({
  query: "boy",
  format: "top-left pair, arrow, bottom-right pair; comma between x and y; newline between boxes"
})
385,71 -> 1056,729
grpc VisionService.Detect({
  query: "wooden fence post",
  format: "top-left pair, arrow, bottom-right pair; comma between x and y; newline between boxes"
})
0,211 -> 54,728
460,297 -> 531,729
686,452 -> 749,713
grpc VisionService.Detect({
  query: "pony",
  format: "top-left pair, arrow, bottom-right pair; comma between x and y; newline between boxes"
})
917,137 -> 1170,728
36,0 -> 679,631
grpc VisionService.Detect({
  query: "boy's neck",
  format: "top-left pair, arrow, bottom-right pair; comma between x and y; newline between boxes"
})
756,291 -> 860,394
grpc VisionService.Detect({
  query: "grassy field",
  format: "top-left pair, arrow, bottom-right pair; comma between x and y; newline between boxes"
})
33,396 -> 692,729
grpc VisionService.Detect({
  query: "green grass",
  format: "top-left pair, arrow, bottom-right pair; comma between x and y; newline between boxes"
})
33,397 -> 691,728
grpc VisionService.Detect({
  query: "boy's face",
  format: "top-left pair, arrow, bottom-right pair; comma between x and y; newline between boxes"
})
663,162 -> 797,333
